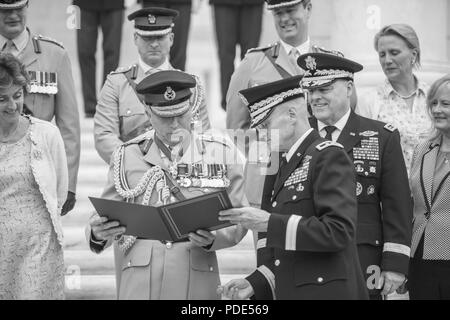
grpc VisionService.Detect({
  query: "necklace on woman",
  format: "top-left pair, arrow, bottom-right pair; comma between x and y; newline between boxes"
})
393,88 -> 417,99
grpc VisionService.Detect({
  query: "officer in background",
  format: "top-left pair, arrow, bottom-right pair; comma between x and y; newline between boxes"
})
209,0 -> 265,110
94,7 -> 210,164
301,52 -> 412,299
73,0 -> 125,117
225,0 -> 345,216
138,0 -> 194,71
86,70 -> 247,299
0,0 -> 80,215
219,76 -> 367,300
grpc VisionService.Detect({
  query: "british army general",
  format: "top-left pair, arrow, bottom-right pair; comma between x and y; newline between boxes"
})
87,70 -> 247,300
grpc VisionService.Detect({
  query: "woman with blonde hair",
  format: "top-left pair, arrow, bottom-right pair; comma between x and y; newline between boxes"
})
357,24 -> 433,171
0,53 -> 68,299
408,74 -> 450,299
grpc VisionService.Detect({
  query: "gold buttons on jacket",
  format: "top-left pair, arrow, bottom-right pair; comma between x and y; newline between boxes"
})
274,259 -> 280,266
272,201 -> 277,208
317,277 -> 324,283
375,240 -> 380,245
165,242 -> 173,249
292,195 -> 297,200
127,261 -> 131,267
126,109 -> 131,115
209,266 -> 214,272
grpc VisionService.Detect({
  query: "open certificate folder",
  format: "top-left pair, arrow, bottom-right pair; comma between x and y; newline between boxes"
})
89,190 -> 234,242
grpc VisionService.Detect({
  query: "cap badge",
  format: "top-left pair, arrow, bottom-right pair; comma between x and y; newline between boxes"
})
305,56 -> 317,71
164,86 -> 176,101
148,14 -> 156,24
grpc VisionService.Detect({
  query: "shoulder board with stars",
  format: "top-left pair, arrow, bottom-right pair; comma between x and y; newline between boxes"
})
36,35 -> 64,49
246,43 -> 276,55
384,123 -> 397,132
110,65 -> 133,75
316,141 -> 344,151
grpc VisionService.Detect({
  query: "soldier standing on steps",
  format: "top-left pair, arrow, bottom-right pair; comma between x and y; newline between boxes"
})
94,7 -> 210,165
0,0 -> 80,215
86,70 -> 247,300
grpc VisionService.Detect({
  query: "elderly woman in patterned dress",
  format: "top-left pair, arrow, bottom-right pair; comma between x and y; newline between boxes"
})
357,24 -> 433,172
0,53 -> 68,299
408,75 -> 450,300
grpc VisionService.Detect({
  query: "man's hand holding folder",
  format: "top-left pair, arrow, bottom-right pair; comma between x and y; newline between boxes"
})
90,214 -> 216,247
89,189 -> 233,245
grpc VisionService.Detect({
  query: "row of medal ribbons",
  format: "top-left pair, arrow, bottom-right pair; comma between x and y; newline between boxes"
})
28,71 -> 58,95
173,163 -> 230,188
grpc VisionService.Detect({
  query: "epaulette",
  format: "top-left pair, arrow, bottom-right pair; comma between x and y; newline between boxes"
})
311,45 -> 344,57
36,35 -> 64,49
110,65 -> 133,75
316,141 -> 344,151
384,123 -> 397,132
246,43 -> 276,55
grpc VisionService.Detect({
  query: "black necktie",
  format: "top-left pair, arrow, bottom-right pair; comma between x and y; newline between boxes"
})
324,126 -> 337,141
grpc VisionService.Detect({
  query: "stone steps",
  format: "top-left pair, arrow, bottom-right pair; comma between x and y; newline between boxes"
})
64,273 -> 249,300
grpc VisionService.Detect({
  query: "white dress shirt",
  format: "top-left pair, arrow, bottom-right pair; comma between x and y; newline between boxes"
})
317,108 -> 351,142
138,57 -> 170,74
0,29 -> 29,57
280,37 -> 311,57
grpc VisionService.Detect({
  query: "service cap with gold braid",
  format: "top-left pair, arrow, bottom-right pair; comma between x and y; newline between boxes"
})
297,52 -> 363,89
127,7 -> 179,37
0,0 -> 28,9
265,0 -> 305,10
239,75 -> 304,128
136,70 -> 195,118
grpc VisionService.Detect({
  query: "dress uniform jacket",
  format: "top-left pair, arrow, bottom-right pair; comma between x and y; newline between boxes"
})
247,129 -> 368,300
310,111 -> 413,297
94,64 -> 210,164
21,31 -> 80,193
410,136 -> 450,260
226,42 -> 329,209
86,130 -> 248,299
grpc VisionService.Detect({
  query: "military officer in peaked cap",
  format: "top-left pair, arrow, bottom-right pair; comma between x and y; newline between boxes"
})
299,52 -> 412,299
219,76 -> 368,300
0,0 -> 80,215
94,6 -> 210,164
224,0 -> 354,228
86,70 -> 247,300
